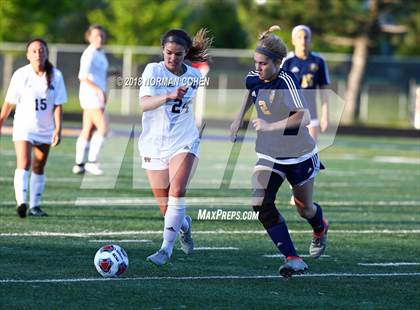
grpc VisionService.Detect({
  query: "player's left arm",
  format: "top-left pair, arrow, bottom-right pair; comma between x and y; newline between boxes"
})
52,72 -> 67,147
52,104 -> 62,147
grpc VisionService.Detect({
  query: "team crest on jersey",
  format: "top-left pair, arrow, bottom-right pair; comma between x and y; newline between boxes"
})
310,63 -> 319,72
258,100 -> 271,115
251,90 -> 257,97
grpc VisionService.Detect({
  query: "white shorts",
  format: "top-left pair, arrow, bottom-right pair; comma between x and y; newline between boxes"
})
79,90 -> 105,110
308,119 -> 320,128
13,130 -> 52,145
141,140 -> 200,170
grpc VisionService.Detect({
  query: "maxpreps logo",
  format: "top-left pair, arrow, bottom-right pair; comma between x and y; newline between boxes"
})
197,209 -> 258,221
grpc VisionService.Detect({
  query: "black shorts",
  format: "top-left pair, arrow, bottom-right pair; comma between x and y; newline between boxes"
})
254,154 -> 325,187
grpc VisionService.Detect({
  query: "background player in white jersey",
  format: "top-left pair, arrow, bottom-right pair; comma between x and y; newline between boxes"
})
282,25 -> 330,141
72,25 -> 109,176
139,28 -> 212,266
230,26 -> 328,278
0,38 -> 67,217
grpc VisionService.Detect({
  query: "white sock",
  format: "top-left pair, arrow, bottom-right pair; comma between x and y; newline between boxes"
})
75,137 -> 90,165
14,169 -> 29,205
30,172 -> 46,209
180,216 -> 189,233
161,196 -> 186,257
88,133 -> 105,163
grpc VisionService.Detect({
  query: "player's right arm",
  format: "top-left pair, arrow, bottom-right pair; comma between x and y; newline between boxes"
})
0,102 -> 14,137
229,91 -> 252,142
140,87 -> 187,112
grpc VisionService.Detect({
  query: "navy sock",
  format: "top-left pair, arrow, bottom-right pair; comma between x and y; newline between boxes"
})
307,202 -> 325,234
266,222 -> 298,258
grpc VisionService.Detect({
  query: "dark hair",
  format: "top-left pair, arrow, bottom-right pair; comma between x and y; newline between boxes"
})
161,28 -> 213,62
26,38 -> 54,88
256,25 -> 287,63
85,24 -> 106,42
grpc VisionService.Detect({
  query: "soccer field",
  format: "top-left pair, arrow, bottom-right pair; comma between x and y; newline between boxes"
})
0,130 -> 419,309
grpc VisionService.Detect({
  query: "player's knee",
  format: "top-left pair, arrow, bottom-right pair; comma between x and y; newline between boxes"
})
168,186 -> 186,198
31,162 -> 45,174
252,201 -> 281,229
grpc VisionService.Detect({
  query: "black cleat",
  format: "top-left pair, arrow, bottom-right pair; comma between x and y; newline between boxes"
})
28,206 -> 48,217
16,203 -> 28,218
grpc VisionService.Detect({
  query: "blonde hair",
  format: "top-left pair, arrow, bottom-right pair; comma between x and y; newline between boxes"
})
161,28 -> 213,62
256,25 -> 287,61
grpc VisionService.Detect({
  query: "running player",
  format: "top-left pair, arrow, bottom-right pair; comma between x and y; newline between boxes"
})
230,26 -> 328,278
72,25 -> 109,176
0,38 -> 67,217
139,28 -> 212,266
282,25 -> 330,141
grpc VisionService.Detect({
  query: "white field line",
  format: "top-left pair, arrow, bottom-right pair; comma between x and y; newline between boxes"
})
1,229 -> 420,237
358,262 -> 420,267
373,156 -> 420,164
263,254 -> 330,258
1,198 -> 418,207
193,247 -> 239,250
88,239 -> 152,243
1,273 -> 420,284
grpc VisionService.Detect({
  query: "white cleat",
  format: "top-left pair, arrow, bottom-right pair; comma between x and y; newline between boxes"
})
279,256 -> 308,278
146,249 -> 170,266
72,164 -> 85,174
180,215 -> 194,254
84,162 -> 103,176
309,220 -> 329,259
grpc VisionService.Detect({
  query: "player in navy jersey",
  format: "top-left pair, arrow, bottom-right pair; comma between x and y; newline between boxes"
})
282,25 -> 330,141
230,26 -> 328,278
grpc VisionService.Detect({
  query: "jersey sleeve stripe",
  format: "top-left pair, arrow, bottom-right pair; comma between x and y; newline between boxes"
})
279,72 -> 304,109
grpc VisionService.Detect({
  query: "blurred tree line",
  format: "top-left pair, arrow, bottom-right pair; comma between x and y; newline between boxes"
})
1,0 -> 418,122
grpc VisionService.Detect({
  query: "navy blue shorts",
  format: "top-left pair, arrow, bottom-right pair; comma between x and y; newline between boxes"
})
254,154 -> 325,187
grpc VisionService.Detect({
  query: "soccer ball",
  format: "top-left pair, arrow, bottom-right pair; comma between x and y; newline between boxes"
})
94,244 -> 129,278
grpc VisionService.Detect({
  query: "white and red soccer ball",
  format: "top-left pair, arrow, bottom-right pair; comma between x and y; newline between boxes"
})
94,244 -> 129,277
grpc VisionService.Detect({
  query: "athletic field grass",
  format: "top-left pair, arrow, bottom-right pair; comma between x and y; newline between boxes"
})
0,128 -> 419,309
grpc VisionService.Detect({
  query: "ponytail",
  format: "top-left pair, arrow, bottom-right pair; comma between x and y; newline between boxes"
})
161,28 -> 213,63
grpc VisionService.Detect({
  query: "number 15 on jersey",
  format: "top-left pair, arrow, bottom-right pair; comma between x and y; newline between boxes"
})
35,98 -> 47,111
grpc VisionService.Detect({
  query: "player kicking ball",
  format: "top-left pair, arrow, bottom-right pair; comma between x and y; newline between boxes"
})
138,28 -> 212,265
230,26 -> 328,278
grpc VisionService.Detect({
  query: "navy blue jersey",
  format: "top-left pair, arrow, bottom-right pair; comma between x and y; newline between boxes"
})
246,69 -> 315,162
282,52 -> 330,119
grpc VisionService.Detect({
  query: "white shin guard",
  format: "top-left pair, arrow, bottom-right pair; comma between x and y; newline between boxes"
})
161,196 -> 186,256
14,169 -> 29,205
30,172 -> 45,208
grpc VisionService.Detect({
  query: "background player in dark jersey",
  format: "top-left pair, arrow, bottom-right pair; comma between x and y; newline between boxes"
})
282,25 -> 330,141
230,25 -> 328,278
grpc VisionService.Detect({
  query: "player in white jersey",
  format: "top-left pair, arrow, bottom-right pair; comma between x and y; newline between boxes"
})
139,28 -> 212,266
72,25 -> 109,176
0,39 -> 67,217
